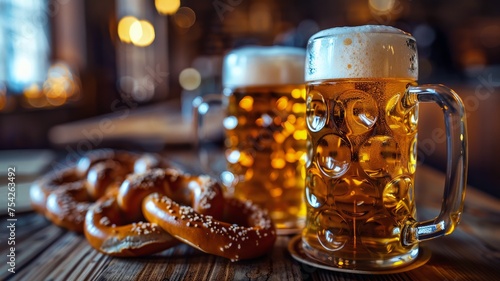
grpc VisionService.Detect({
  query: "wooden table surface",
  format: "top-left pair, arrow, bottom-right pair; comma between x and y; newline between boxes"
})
1,149 -> 499,281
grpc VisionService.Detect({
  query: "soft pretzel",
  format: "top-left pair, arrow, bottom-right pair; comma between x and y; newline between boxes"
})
117,168 -> 225,221
76,149 -> 169,176
45,181 -> 94,232
84,192 -> 179,257
143,194 -> 277,261
32,151 -> 278,259
84,168 -> 226,256
30,167 -> 83,215
30,149 -> 168,232
44,161 -> 125,232
75,149 -> 138,176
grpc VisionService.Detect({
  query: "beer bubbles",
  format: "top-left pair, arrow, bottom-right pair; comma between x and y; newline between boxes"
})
221,46 -> 307,233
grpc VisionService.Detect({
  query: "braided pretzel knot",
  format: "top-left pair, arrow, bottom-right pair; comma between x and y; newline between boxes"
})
84,168 -> 225,257
29,149 -> 167,232
85,168 -> 277,260
31,150 -> 277,259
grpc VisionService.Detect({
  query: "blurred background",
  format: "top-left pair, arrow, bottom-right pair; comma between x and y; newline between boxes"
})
0,0 -> 499,198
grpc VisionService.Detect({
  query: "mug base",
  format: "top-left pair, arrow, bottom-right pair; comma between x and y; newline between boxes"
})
288,235 -> 431,274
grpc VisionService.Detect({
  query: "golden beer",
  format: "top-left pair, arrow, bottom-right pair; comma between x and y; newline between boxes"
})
303,78 -> 418,267
300,25 -> 467,270
222,47 -> 307,232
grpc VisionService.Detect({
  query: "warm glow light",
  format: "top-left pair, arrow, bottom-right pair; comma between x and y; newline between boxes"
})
155,0 -> 181,15
130,20 -> 155,47
174,7 -> 196,29
369,0 -> 396,14
239,96 -> 254,112
0,85 -> 6,111
19,63 -> 80,109
292,103 -> 305,113
293,130 -> 308,140
276,97 -> 288,111
129,21 -> 143,43
291,88 -> 301,99
23,84 -> 42,99
271,153 -> 286,169
274,132 -> 285,143
118,16 -> 138,43
46,90 -> 67,106
23,84 -> 47,108
179,68 -> 201,90
239,151 -> 254,167
44,78 -> 69,107
46,64 -> 78,99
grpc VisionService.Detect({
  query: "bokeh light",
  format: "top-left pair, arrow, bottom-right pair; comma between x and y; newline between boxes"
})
239,96 -> 254,112
179,68 -> 201,90
118,16 -> 138,43
130,20 -> 155,47
155,0 -> 181,15
174,7 -> 196,29
369,0 -> 396,14
23,83 -> 47,108
20,63 -> 81,109
118,16 -> 155,47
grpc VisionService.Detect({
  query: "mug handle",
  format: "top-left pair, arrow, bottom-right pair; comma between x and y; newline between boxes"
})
192,93 -> 223,148
402,84 -> 468,246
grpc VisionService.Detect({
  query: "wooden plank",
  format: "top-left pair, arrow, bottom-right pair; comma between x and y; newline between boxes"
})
0,215 -> 66,280
90,236 -> 302,281
68,250 -> 111,281
2,161 -> 499,281
10,230 -> 86,281
1,219 -> 497,281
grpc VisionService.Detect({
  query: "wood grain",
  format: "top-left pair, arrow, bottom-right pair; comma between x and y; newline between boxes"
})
1,154 -> 499,280
2,207 -> 499,281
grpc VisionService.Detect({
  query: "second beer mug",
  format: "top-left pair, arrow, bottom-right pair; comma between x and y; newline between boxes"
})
197,46 -> 308,233
296,25 -> 468,271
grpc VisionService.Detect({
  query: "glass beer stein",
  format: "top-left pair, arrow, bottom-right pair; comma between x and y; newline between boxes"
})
196,46 -> 308,234
301,26 -> 468,270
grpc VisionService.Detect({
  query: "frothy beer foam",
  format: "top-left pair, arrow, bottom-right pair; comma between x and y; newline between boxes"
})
306,25 -> 418,81
223,46 -> 306,88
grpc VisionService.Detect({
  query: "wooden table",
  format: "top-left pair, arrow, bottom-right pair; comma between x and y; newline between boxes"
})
1,149 -> 499,281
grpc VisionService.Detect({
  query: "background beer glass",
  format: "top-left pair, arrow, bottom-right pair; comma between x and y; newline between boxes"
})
196,46 -> 308,234
302,26 -> 468,270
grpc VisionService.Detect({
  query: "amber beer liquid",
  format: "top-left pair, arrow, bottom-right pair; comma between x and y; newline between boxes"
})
303,78 -> 418,266
222,47 -> 307,233
301,25 -> 468,270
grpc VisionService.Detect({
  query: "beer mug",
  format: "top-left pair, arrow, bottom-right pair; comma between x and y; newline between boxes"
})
195,46 -> 308,234
300,26 -> 468,270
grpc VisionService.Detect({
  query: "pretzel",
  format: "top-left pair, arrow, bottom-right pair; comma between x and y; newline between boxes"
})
32,151 -> 278,259
84,191 -> 179,257
44,160 -> 125,232
30,149 -> 167,232
45,180 -> 94,232
84,168 -> 225,256
30,167 -> 83,215
75,149 -> 138,176
143,194 -> 277,261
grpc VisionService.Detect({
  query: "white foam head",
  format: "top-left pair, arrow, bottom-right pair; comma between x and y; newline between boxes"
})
223,46 -> 306,88
305,25 -> 418,81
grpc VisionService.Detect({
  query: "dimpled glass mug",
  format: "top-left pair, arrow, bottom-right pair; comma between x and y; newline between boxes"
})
195,46 -> 308,234
300,25 -> 468,270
